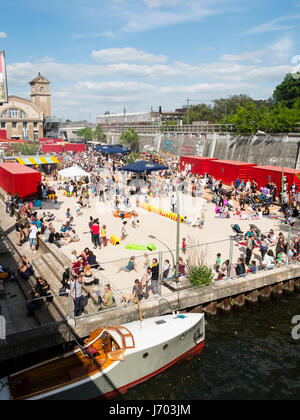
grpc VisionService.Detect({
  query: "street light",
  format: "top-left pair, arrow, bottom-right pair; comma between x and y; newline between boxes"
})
144,145 -> 181,278
257,130 -> 285,204
148,235 -> 175,269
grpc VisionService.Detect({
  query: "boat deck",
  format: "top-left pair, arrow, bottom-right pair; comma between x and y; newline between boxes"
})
9,328 -> 114,400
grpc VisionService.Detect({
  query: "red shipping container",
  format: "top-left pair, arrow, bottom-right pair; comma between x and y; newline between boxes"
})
180,156 -> 218,175
0,129 -> 7,139
210,160 -> 256,186
42,144 -> 63,154
251,165 -> 300,196
39,138 -> 63,143
64,144 -> 86,153
0,163 -> 41,198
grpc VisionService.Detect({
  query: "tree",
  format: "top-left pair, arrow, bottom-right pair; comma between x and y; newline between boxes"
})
182,103 -> 214,125
92,125 -> 107,143
76,127 -> 93,143
120,128 -> 139,153
273,74 -> 300,108
6,142 -> 40,156
213,95 -> 254,121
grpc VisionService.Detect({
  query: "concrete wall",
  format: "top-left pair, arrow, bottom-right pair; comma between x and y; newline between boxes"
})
107,131 -> 300,169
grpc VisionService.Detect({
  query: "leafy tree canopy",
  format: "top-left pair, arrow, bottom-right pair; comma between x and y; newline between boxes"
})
120,128 -> 140,153
273,73 -> 300,109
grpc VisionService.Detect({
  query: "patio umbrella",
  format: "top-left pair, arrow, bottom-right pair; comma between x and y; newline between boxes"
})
118,160 -> 168,173
94,145 -> 131,154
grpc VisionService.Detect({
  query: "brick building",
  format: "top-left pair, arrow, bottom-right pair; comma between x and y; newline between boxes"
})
0,73 -> 51,141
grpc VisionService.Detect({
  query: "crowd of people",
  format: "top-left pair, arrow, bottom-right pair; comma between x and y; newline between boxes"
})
2,146 -> 300,319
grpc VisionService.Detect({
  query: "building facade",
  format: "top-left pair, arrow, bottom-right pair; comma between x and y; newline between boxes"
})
0,73 -> 51,141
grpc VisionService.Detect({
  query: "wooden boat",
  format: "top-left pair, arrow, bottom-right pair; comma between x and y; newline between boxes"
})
0,313 -> 205,400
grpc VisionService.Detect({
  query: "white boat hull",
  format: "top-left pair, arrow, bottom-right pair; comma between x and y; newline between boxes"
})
1,313 -> 205,400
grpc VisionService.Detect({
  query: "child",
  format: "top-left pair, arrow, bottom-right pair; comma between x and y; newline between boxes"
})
248,260 -> 257,274
143,253 -> 150,270
215,253 -> 221,273
101,225 -> 107,247
53,197 -> 58,210
75,202 -> 81,217
131,211 -> 136,228
182,238 -> 186,255
121,221 -> 128,241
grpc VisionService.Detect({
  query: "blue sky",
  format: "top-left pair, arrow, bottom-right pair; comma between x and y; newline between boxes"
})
0,0 -> 299,121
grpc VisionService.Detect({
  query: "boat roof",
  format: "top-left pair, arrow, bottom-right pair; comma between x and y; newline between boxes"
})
119,313 -> 204,354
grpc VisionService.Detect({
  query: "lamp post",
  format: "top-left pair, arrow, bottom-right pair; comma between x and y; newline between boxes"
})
257,130 -> 285,205
144,145 -> 181,278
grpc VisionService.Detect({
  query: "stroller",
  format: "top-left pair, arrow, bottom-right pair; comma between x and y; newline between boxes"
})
249,224 -> 261,238
231,224 -> 244,241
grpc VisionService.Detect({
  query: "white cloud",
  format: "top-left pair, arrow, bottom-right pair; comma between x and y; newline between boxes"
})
270,35 -> 295,62
144,0 -> 181,8
220,51 -> 264,63
6,38 -> 294,120
245,15 -> 300,35
91,47 -> 167,64
0,32 -> 7,38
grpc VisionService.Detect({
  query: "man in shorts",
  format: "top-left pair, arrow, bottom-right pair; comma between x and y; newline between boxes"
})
29,222 -> 38,252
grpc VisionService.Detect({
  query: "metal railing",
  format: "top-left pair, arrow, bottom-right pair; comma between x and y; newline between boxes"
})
100,124 -> 235,134
2,226 -> 299,337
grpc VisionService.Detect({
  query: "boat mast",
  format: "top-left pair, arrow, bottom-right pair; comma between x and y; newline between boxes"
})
135,292 -> 143,327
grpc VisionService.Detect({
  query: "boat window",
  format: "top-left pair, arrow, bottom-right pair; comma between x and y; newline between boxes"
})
143,353 -> 149,359
163,344 -> 168,350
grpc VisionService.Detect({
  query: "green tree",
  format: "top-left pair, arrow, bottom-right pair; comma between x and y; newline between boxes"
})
92,125 -> 107,143
77,127 -> 93,143
182,103 -> 215,124
160,119 -> 178,132
213,95 -> 254,121
120,128 -> 139,152
6,142 -> 40,156
273,73 -> 300,108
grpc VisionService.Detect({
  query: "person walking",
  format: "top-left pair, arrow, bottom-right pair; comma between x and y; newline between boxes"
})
245,236 -> 254,266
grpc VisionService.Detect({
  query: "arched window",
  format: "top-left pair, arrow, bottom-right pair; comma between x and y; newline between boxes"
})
1,110 -> 7,118
40,86 -> 45,92
9,108 -> 18,118
20,110 -> 26,119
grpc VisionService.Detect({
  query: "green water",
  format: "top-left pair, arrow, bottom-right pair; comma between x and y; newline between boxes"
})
118,294 -> 300,400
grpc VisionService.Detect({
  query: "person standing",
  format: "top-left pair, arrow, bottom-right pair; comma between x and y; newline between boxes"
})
4,193 -> 11,214
101,225 -> 107,247
91,219 -> 101,249
71,275 -> 83,317
171,194 -> 177,213
29,222 -> 38,253
151,258 -> 160,296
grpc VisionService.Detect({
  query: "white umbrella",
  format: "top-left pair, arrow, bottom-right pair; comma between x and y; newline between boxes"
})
58,165 -> 90,179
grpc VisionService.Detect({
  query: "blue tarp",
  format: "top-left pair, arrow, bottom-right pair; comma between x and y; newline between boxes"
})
118,160 -> 169,173
94,145 -> 131,154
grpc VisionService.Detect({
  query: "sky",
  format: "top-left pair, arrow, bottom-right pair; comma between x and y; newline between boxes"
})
0,0 -> 299,122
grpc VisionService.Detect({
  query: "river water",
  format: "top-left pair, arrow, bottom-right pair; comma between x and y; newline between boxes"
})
118,294 -> 300,400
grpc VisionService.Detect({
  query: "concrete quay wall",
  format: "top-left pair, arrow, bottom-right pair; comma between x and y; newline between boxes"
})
107,131 -> 300,169
1,264 -> 299,363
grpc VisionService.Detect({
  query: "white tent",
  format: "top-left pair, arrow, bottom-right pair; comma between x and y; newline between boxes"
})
58,165 -> 90,179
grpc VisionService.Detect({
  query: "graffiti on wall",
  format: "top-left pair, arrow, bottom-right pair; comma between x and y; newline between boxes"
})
160,138 -> 176,154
